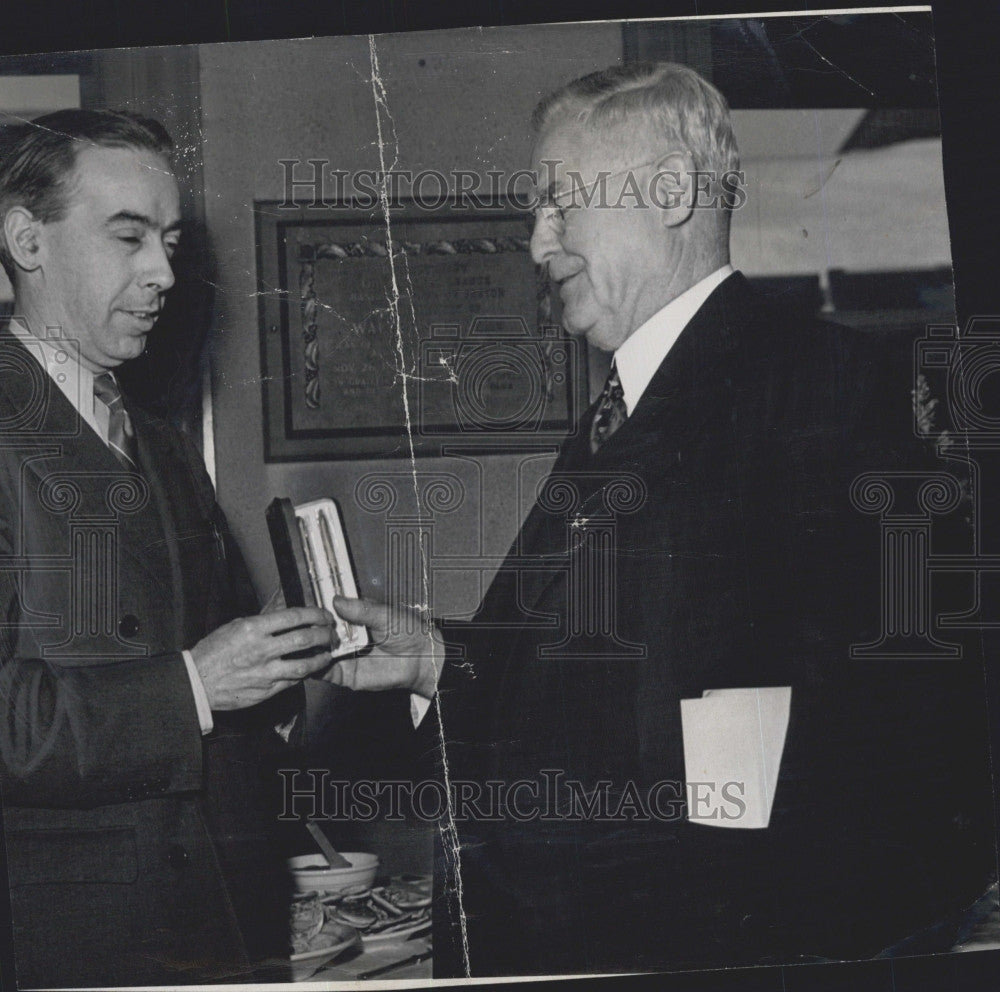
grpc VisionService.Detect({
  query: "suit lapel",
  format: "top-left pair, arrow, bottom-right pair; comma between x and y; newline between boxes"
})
591,271 -> 752,468
0,333 -> 176,603
130,406 -> 187,648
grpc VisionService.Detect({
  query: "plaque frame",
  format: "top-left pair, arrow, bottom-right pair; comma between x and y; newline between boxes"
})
255,197 -> 588,461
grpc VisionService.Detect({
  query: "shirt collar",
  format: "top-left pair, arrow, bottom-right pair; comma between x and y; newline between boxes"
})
613,264 -> 735,415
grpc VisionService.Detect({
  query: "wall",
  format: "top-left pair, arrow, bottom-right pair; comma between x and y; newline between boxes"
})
0,76 -> 82,303
729,108 -> 952,276
198,24 -> 623,608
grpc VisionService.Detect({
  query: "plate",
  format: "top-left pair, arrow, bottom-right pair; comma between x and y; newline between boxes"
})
289,923 -> 360,982
319,886 -> 371,904
381,877 -> 432,909
361,917 -> 432,945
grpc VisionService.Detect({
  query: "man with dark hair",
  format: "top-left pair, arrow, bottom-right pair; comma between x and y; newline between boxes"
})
0,109 -> 336,985
0,110 -> 174,280
332,62 -> 996,975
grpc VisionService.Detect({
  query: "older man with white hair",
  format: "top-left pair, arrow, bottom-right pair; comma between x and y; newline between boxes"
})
334,62 -> 994,976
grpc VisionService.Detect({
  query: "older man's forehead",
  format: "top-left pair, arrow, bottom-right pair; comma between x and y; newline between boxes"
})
531,115 -> 649,193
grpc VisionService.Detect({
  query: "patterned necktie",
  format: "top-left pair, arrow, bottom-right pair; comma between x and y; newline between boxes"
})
93,372 -> 139,470
589,364 -> 628,454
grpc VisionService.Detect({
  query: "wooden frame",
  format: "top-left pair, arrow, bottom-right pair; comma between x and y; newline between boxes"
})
256,198 -> 588,461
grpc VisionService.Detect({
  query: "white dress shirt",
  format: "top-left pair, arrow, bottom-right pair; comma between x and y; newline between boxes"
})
614,264 -> 735,415
7,319 -> 215,735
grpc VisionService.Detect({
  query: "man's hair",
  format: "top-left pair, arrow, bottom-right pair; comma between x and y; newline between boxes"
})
532,61 -> 739,176
0,108 -> 174,282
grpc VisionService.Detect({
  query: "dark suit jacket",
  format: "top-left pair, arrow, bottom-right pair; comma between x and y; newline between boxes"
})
0,330 -> 294,986
431,273 -> 995,975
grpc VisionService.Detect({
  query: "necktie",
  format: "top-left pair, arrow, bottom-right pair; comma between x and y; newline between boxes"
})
93,372 -> 139,470
589,364 -> 627,454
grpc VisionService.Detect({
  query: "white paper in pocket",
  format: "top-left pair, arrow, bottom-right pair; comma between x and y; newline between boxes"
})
680,686 -> 792,829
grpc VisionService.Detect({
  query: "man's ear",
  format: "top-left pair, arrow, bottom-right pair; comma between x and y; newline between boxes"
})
3,207 -> 43,273
650,151 -> 695,228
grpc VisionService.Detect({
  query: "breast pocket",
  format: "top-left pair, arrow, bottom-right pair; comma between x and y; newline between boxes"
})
147,517 -> 225,581
174,518 -> 224,558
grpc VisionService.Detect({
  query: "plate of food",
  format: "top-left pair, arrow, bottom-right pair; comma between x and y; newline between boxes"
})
385,874 -> 432,909
324,886 -> 431,944
289,893 -> 360,979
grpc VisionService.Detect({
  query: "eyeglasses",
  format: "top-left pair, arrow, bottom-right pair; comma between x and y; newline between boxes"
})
531,190 -> 577,234
530,153 -> 672,234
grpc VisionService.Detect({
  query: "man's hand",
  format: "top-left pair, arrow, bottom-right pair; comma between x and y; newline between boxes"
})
325,596 -> 442,700
189,607 -> 336,710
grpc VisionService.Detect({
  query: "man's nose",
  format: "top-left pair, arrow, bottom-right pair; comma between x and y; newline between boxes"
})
529,210 -> 559,266
140,241 -> 175,292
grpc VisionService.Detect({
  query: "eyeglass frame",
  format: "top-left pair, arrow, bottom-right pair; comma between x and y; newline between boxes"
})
530,153 -> 686,233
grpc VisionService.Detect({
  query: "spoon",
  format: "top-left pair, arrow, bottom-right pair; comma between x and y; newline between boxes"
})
306,821 -> 353,869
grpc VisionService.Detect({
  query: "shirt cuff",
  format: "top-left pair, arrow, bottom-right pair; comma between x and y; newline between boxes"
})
182,649 -> 214,735
410,693 -> 432,728
275,714 -> 298,743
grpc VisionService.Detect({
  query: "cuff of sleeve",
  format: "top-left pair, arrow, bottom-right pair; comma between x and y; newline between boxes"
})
275,714 -> 298,743
410,693 -> 432,728
182,649 -> 214,735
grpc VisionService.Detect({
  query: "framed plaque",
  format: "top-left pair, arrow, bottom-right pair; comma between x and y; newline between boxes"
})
256,198 -> 587,461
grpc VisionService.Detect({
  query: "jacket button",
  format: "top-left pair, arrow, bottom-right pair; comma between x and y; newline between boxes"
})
167,844 -> 189,869
118,614 -> 140,638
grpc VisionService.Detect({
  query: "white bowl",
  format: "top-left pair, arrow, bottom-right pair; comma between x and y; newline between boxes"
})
288,851 -> 379,895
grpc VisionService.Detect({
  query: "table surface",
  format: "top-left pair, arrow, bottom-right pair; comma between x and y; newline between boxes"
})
307,933 -> 432,981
